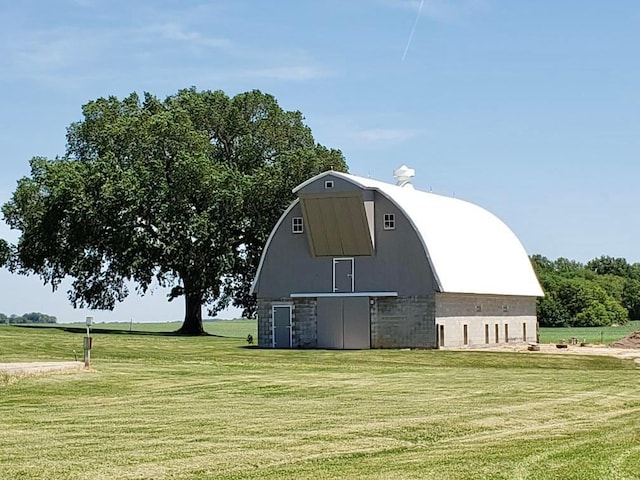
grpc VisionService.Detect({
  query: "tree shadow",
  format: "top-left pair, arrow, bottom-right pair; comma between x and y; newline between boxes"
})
12,324 -> 221,337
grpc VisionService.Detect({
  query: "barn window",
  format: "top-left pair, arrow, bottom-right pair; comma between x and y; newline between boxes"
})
476,304 -> 482,313
504,324 -> 509,343
292,217 -> 304,234
383,213 -> 395,230
495,324 -> 499,343
463,325 -> 468,345
484,324 -> 489,344
502,304 -> 509,313
325,180 -> 334,189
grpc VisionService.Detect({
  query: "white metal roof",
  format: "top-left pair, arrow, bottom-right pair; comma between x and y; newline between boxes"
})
292,171 -> 543,297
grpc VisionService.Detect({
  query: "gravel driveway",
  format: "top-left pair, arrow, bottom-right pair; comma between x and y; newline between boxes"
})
0,362 -> 85,375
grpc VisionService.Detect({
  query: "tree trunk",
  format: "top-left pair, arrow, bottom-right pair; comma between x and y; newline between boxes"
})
176,287 -> 206,335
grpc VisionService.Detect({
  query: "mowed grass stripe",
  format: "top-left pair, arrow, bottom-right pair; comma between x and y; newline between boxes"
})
1,325 -> 639,479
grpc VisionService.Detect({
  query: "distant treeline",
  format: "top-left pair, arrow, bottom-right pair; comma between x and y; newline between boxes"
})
0,312 -> 57,324
531,255 -> 640,328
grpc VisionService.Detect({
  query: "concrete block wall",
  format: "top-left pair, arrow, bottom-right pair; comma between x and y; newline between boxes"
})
370,295 -> 437,348
257,297 -> 318,348
435,293 -> 538,348
291,297 -> 317,348
257,298 -> 285,347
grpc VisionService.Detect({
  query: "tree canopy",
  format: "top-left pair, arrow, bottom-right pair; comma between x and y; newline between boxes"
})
0,312 -> 57,324
2,88 -> 347,334
0,239 -> 9,266
531,254 -> 640,327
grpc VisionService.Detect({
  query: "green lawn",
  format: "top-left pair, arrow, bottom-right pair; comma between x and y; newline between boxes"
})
539,320 -> 640,345
1,324 -> 639,480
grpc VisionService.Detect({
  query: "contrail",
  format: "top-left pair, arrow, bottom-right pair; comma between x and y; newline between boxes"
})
402,0 -> 425,61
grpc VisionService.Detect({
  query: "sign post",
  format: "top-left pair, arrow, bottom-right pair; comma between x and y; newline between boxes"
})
84,316 -> 93,368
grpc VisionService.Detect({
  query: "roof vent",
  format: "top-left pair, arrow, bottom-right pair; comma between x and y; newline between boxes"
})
393,164 -> 415,188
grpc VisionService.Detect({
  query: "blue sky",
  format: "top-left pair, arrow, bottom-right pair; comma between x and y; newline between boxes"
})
1,0 -> 639,322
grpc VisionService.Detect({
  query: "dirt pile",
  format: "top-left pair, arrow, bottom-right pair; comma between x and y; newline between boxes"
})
611,331 -> 640,349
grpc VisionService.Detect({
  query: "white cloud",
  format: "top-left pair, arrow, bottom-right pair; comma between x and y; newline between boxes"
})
0,25 -> 119,84
140,22 -> 232,49
242,65 -> 328,81
352,127 -> 422,146
8,33 -> 85,72
0,14 -> 324,90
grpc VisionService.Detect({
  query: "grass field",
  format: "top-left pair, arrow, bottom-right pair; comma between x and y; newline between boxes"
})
1,324 -> 640,479
539,320 -> 640,345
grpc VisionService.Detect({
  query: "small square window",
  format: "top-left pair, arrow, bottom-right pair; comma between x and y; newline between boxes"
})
383,213 -> 395,230
325,180 -> 334,189
476,304 -> 482,313
502,305 -> 509,313
292,217 -> 304,234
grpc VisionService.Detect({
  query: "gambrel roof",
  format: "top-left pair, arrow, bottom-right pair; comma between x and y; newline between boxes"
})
253,171 -> 543,297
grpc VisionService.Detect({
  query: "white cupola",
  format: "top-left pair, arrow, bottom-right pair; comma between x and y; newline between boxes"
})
393,165 -> 415,188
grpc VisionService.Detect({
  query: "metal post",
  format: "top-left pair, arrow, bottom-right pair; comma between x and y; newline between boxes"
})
84,316 -> 93,368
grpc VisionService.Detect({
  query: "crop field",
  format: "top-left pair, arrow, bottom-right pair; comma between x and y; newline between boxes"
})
1,323 -> 639,479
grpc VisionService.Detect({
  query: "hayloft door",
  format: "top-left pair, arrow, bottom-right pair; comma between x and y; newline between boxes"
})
272,305 -> 292,348
333,258 -> 354,293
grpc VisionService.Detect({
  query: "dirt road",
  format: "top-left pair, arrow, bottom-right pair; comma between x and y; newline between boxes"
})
0,361 -> 85,375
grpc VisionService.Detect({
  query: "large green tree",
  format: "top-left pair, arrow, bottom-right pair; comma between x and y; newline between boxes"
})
531,254 -> 633,327
2,88 -> 347,334
586,255 -> 631,277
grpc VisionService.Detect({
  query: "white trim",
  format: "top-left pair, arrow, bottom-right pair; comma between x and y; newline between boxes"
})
324,180 -> 334,189
290,292 -> 398,298
332,257 -> 354,293
293,171 -> 336,193
271,304 -> 292,348
250,199 -> 299,294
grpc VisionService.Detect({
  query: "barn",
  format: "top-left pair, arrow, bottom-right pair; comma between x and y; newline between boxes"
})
251,167 -> 543,349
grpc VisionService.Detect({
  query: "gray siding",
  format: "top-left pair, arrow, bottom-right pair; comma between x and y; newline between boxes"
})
255,187 -> 436,298
297,174 -> 364,195
355,193 -> 434,294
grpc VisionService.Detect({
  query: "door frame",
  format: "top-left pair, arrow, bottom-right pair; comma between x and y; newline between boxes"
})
271,304 -> 292,348
332,257 -> 354,293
